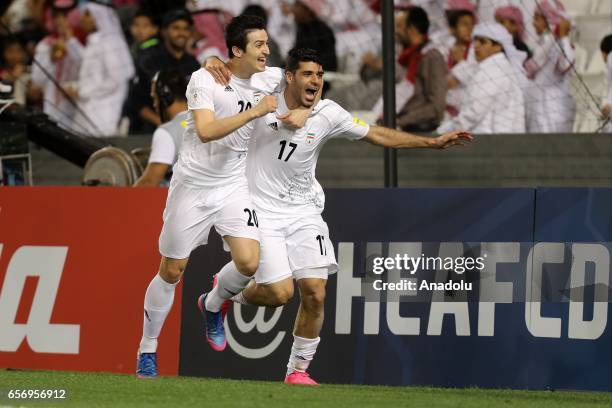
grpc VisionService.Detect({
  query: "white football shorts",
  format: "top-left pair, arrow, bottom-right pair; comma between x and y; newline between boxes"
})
159,179 -> 260,259
254,213 -> 338,284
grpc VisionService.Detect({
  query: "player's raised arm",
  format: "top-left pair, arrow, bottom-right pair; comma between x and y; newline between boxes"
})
363,126 -> 473,149
193,96 -> 277,143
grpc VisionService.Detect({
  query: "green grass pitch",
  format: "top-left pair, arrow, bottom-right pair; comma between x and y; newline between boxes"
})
0,369 -> 610,408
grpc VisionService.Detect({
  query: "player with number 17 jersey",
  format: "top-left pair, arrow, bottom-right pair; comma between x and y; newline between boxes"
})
246,93 -> 369,286
234,48 -> 471,385
174,66 -> 283,188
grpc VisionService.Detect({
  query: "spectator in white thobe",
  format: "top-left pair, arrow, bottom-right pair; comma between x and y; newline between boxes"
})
437,22 -> 526,134
324,0 -> 381,74
31,7 -> 83,133
69,2 -> 135,137
524,0 -> 575,133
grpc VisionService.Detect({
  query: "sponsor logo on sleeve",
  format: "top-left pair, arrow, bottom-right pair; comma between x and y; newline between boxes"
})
353,117 -> 367,127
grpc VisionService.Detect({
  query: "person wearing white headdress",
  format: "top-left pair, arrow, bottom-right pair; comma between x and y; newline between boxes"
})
437,22 -> 525,134
524,0 -> 575,133
68,2 -> 135,137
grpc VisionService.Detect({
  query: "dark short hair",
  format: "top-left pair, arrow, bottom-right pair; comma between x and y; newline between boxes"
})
285,48 -> 323,72
161,9 -> 192,28
601,34 -> 612,54
406,6 -> 430,35
153,69 -> 188,103
241,4 -> 268,27
447,10 -> 475,29
132,8 -> 158,27
1,35 -> 21,49
1,36 -> 23,61
225,14 -> 266,58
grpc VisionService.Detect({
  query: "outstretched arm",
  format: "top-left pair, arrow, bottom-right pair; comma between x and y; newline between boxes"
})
364,126 -> 473,149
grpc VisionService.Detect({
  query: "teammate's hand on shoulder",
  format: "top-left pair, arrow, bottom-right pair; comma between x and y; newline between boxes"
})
254,95 -> 278,117
204,56 -> 231,86
277,109 -> 309,129
433,130 -> 473,149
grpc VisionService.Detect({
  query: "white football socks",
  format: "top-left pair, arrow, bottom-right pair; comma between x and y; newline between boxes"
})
286,335 -> 320,376
230,279 -> 256,305
139,273 -> 178,353
230,291 -> 251,305
205,261 -> 251,312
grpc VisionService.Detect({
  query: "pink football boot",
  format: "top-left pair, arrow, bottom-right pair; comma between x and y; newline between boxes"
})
284,371 -> 319,386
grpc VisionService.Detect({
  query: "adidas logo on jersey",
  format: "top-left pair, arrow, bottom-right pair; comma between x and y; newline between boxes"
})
268,122 -> 279,131
224,85 -> 234,92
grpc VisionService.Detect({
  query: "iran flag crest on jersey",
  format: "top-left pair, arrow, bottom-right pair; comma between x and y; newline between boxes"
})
306,132 -> 316,144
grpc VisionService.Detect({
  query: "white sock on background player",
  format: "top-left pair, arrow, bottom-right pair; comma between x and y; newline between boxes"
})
205,261 -> 251,312
140,273 -> 178,353
286,335 -> 320,375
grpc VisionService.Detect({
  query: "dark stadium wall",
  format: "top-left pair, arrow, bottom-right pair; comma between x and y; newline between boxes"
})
0,188 -> 182,376
0,187 -> 609,389
179,188 -> 612,391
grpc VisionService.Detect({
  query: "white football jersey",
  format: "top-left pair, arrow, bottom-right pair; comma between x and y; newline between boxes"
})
174,67 -> 283,187
248,94 -> 370,216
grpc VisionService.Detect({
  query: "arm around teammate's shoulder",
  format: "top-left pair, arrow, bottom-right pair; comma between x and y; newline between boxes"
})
194,95 -> 278,143
363,126 -> 473,149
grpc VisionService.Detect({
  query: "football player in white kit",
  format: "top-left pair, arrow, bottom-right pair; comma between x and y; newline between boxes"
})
136,15 -> 311,378
221,48 -> 473,385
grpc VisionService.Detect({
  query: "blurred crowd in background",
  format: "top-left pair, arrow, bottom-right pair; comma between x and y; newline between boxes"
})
0,0 -> 611,138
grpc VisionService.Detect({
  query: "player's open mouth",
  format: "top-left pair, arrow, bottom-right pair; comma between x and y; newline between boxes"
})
305,88 -> 318,100
257,57 -> 266,64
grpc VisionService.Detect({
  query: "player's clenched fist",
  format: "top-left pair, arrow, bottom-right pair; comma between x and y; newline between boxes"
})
253,95 -> 277,117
